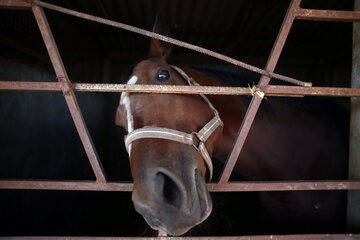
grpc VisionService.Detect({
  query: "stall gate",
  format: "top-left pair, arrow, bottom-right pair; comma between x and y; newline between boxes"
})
0,0 -> 360,239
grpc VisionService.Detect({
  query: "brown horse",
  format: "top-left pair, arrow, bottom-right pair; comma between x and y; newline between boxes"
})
115,16 -> 348,236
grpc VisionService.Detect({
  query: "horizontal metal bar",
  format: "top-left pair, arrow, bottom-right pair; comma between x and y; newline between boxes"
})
265,85 -> 360,97
209,181 -> 360,192
2,234 -> 360,240
0,81 -> 252,94
23,0 -> 311,87
1,81 -> 360,97
0,81 -> 60,91
0,0 -> 31,9
1,180 -> 360,192
73,83 -> 251,95
0,180 -> 133,191
296,8 -> 360,22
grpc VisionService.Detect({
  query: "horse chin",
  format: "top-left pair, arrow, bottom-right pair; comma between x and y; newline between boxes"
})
132,169 -> 212,236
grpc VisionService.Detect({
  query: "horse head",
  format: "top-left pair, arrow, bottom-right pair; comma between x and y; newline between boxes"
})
115,15 -> 223,236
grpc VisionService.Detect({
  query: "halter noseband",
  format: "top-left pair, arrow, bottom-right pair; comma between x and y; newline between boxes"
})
124,66 -> 223,181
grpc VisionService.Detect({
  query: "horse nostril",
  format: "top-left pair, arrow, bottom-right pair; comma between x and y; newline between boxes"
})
155,172 -> 183,208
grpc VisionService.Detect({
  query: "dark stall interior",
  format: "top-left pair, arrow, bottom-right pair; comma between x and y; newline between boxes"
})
0,0 -> 355,237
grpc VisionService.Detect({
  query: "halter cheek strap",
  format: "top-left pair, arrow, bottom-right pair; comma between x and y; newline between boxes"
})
124,66 -> 223,181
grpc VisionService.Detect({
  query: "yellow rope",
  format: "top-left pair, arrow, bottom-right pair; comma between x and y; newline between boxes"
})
248,84 -> 265,99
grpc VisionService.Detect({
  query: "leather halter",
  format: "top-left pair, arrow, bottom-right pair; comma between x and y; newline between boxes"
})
124,66 -> 223,181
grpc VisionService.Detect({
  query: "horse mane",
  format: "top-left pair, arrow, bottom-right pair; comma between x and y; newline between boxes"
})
190,65 -> 256,88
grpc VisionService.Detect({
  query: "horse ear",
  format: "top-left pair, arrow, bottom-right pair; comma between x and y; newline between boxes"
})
149,13 -> 172,59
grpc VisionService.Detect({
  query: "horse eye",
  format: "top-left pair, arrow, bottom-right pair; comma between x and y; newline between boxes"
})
157,69 -> 170,81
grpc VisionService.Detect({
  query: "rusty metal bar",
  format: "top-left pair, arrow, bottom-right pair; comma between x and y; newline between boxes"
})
2,234 -> 360,240
23,0 -> 311,87
1,180 -> 360,192
31,5 -> 106,183
0,180 -> 133,191
218,0 -> 302,184
265,85 -> 360,97
296,8 -> 360,22
0,81 -> 60,91
73,83 -> 250,94
208,181 -> 360,192
259,0 -> 303,89
218,96 -> 263,184
1,81 -> 360,97
0,0 -> 30,9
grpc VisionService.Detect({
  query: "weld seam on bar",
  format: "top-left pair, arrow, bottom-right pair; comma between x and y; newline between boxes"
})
296,8 -> 360,22
23,0 -> 311,87
32,5 -> 106,183
218,0 -> 302,184
1,180 -> 360,192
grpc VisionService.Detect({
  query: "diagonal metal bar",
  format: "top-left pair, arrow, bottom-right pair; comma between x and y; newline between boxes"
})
219,0 -> 302,184
259,0 -> 303,88
23,0 -> 311,87
31,5 -> 106,183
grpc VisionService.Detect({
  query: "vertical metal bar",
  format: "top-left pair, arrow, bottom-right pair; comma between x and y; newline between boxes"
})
32,5 -> 107,183
347,0 -> 360,231
219,0 -> 302,183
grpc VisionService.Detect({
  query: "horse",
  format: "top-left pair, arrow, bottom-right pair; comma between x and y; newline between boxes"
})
115,15 -> 348,236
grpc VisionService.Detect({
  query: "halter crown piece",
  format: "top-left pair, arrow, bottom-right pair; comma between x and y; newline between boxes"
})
124,66 -> 223,181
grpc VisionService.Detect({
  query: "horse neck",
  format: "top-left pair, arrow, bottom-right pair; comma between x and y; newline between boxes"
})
180,67 -> 347,182
207,94 -> 248,169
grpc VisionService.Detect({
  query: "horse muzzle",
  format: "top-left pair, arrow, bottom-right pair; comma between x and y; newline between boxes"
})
131,166 -> 212,236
